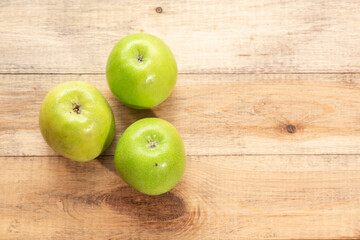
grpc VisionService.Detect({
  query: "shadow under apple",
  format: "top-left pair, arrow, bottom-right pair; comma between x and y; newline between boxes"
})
98,95 -> 157,174
102,186 -> 186,221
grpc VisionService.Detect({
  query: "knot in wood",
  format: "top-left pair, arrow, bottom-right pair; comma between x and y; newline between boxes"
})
286,124 -> 296,134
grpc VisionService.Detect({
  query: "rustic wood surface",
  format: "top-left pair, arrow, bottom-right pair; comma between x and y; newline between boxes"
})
2,1 -> 360,239
1,0 -> 360,74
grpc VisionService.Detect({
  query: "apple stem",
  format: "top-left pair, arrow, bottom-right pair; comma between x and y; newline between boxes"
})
73,103 -> 81,114
137,55 -> 143,63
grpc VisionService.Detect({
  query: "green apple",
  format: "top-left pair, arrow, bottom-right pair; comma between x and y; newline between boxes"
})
114,118 -> 186,195
106,33 -> 177,109
39,81 -> 115,162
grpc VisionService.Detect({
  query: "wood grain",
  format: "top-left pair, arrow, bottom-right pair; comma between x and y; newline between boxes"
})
2,74 -> 360,156
2,155 -> 360,239
2,0 -> 360,239
1,0 -> 360,74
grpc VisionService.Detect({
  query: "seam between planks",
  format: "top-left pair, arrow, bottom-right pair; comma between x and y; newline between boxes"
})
3,153 -> 360,158
2,72 -> 360,75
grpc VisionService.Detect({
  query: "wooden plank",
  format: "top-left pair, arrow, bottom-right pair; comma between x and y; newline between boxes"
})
1,155 -> 360,239
1,0 -> 360,74
2,73 -> 360,156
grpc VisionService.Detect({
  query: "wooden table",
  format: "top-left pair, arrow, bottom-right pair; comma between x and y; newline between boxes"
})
2,1 -> 360,239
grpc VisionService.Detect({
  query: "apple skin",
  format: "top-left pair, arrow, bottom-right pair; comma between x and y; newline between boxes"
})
114,118 -> 186,195
39,81 -> 115,162
106,33 -> 177,109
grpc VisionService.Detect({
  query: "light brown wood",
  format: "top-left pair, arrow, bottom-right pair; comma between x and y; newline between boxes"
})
2,155 -> 360,239
1,0 -> 360,73
2,74 -> 360,156
2,0 -> 360,239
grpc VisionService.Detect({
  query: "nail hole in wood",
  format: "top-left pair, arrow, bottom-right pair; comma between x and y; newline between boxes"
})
156,7 -> 163,13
